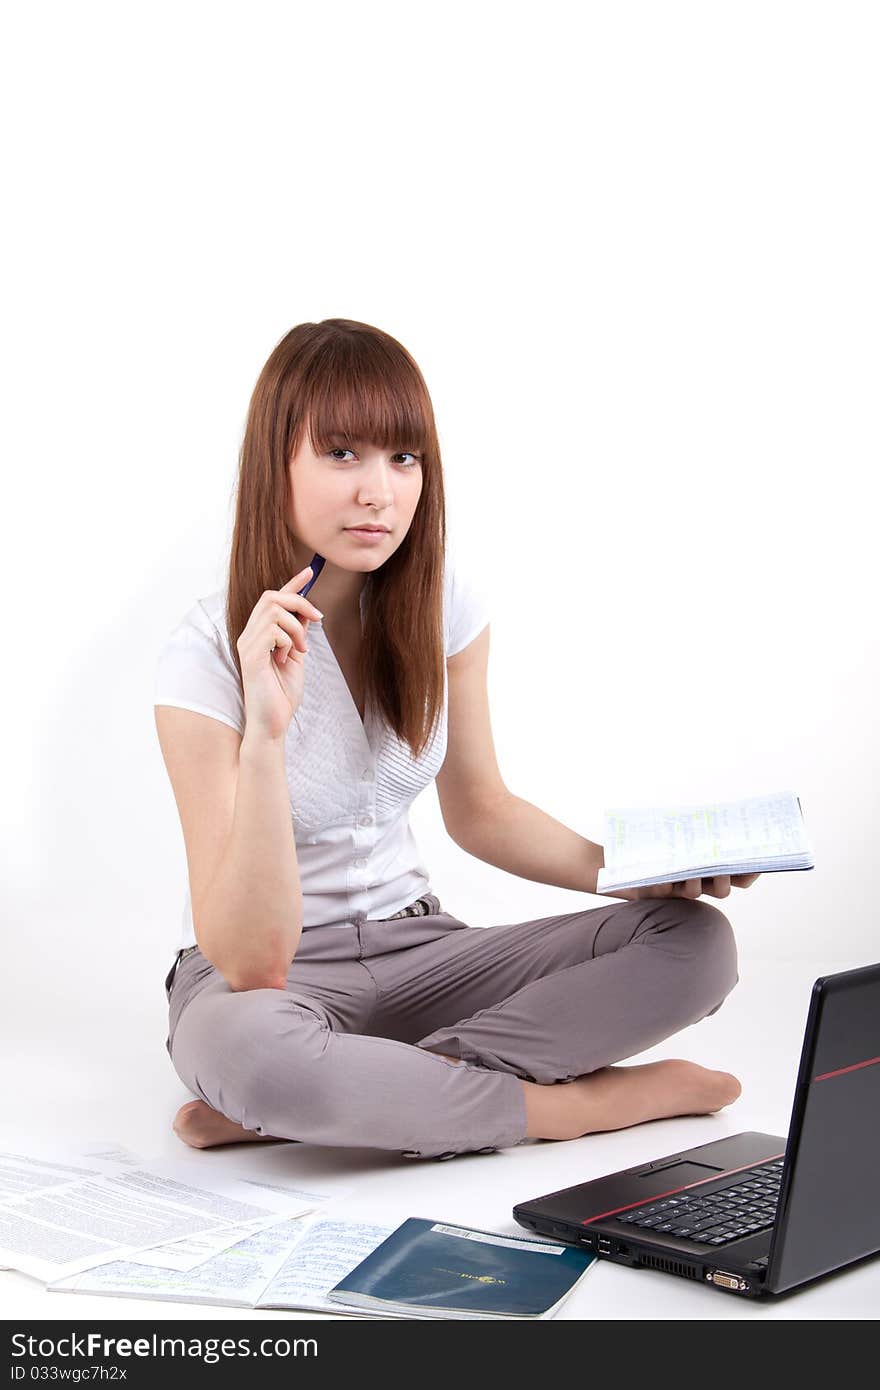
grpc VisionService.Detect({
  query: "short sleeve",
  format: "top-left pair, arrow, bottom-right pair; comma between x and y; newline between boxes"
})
153,596 -> 246,736
444,544 -> 492,657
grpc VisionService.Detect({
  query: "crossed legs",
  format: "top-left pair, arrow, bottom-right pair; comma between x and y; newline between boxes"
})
170,896 -> 741,1155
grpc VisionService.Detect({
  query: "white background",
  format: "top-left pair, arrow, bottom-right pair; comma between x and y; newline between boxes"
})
1,0 -> 878,1321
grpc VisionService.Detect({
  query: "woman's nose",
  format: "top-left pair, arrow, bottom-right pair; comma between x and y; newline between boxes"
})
356,463 -> 395,505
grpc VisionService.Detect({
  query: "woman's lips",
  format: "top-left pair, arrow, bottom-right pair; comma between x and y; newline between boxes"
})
345,528 -> 389,542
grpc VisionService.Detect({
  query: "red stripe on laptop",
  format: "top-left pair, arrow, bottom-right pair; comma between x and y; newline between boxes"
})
579,1152 -> 786,1225
813,1054 -> 880,1082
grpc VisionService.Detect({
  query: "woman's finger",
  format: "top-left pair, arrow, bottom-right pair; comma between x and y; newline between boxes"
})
280,565 -> 314,590
672,878 -> 704,899
647,882 -> 674,898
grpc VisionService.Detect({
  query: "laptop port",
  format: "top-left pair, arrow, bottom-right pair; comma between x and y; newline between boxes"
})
578,1234 -> 595,1248
706,1270 -> 749,1292
597,1238 -> 613,1255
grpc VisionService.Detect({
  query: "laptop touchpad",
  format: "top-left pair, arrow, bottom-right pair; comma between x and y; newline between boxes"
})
639,1161 -> 725,1182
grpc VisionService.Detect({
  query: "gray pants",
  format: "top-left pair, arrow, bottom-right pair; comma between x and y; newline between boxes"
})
164,893 -> 738,1161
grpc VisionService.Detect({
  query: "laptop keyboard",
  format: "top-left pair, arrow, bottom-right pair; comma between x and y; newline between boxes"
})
614,1160 -> 783,1245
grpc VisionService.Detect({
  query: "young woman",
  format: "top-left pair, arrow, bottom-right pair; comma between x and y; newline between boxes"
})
154,317 -> 756,1161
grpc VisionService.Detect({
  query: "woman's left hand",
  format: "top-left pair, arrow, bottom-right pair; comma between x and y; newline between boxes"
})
614,873 -> 761,902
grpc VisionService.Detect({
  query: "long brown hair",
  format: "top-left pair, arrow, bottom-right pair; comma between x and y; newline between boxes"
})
225,319 -> 447,760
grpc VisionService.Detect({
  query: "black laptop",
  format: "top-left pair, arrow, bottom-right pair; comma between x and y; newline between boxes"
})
513,961 -> 880,1299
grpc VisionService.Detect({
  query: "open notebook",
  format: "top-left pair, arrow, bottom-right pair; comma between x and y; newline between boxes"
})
595,790 -> 813,894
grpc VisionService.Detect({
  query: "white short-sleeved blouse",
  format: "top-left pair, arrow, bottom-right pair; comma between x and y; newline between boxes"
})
154,543 -> 491,949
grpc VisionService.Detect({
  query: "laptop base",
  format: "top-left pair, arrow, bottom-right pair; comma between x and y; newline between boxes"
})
514,1130 -> 786,1298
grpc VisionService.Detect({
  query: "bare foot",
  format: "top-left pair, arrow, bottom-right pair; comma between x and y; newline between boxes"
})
523,1058 -> 742,1142
173,1099 -> 287,1150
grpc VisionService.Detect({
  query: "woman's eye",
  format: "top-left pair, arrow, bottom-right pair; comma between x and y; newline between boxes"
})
327,448 -> 421,468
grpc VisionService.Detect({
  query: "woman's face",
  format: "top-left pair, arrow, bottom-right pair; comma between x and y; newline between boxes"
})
287,429 -> 424,572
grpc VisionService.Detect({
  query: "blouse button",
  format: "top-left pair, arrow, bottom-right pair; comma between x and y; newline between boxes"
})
359,814 -> 373,826
361,769 -> 374,782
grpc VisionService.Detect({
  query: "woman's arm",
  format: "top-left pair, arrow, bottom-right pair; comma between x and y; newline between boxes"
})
196,731 -> 304,989
449,789 -> 606,894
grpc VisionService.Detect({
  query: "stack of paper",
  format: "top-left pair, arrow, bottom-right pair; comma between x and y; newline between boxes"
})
0,1144 -> 409,1315
1,1144 -> 599,1318
0,1144 -> 338,1294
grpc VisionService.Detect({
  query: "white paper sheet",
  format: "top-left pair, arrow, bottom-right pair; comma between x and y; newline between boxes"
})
0,1141 -> 145,1270
49,1216 -> 311,1306
126,1183 -> 337,1272
74,1140 -> 145,1167
0,1152 -> 320,1282
0,1147 -> 138,1201
49,1214 -> 398,1315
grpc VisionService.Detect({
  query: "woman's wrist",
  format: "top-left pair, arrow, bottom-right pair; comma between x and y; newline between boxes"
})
241,727 -> 288,762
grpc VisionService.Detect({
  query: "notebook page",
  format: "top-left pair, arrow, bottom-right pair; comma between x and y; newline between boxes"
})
257,1218 -> 401,1315
603,791 -> 807,877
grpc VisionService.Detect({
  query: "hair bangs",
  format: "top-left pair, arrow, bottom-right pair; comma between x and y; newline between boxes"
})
301,343 -> 431,459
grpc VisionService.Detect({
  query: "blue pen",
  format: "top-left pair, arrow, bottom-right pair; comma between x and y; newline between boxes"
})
298,553 -> 326,600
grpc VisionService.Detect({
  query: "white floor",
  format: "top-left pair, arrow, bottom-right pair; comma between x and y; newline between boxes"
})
2,952 -> 877,1321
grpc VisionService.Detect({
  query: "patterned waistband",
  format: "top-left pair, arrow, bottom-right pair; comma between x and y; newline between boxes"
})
385,896 -> 434,919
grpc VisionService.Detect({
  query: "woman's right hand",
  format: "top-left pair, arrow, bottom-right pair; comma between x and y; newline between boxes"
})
237,567 -> 324,742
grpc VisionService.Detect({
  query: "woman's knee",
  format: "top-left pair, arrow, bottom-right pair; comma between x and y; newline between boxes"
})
194,992 -> 367,1141
646,897 -> 740,1014
683,899 -> 739,1011
171,985 -> 327,1108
